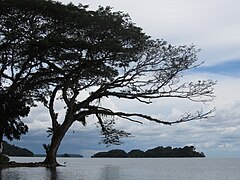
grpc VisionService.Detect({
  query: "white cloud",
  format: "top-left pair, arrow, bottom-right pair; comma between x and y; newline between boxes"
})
61,0 -> 240,66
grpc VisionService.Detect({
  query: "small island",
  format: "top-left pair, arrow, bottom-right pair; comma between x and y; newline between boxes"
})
2,141 -> 34,157
91,146 -> 205,158
0,141 -> 34,165
1,141 -> 83,158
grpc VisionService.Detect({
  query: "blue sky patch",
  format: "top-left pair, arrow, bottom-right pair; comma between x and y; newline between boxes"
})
195,60 -> 240,77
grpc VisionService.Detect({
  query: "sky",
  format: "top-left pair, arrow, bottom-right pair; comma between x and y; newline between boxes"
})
9,0 -> 240,158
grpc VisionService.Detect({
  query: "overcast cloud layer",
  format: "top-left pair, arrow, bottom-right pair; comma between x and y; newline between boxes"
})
10,0 -> 240,158
66,0 -> 240,65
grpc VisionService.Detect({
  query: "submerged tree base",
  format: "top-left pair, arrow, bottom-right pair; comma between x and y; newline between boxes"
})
0,161 -> 63,168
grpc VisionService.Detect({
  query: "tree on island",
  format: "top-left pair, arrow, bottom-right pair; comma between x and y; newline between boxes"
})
0,0 -> 215,167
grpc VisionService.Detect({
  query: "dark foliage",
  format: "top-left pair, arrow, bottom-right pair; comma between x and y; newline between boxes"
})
92,146 -> 205,158
0,95 -> 29,141
127,149 -> 145,158
92,149 -> 128,158
0,153 -> 10,164
144,146 -> 205,158
0,0 -> 63,142
58,153 -> 83,158
2,141 -> 34,157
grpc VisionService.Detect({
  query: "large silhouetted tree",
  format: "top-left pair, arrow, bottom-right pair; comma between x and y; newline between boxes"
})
38,4 -> 216,166
0,0 -> 74,150
1,0 -> 216,167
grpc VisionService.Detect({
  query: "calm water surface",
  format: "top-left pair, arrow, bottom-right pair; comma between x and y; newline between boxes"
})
0,157 -> 239,180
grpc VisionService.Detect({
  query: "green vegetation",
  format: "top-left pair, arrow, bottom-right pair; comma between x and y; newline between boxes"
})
92,146 -> 205,158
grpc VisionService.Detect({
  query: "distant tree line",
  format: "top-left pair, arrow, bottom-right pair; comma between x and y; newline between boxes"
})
34,153 -> 83,158
92,146 -> 205,158
58,153 -> 83,158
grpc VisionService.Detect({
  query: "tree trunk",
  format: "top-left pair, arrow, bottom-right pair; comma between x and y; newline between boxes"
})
0,126 -> 4,154
0,137 -> 3,154
43,121 -> 73,167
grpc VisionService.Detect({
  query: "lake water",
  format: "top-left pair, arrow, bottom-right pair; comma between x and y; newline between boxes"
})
0,157 -> 239,180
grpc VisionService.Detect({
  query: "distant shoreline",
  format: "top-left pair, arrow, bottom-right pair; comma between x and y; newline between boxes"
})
34,154 -> 83,158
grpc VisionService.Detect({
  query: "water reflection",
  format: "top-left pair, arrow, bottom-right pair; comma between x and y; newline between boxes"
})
0,167 -> 23,180
0,168 -> 2,179
46,168 -> 58,180
0,158 -> 240,180
0,167 -> 65,180
99,165 -> 120,180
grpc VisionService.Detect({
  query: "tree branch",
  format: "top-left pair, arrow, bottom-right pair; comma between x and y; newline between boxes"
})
49,86 -> 60,130
84,106 -> 216,126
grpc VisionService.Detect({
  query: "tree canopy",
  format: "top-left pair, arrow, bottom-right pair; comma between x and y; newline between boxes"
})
0,0 -> 216,167
0,0 -> 68,142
